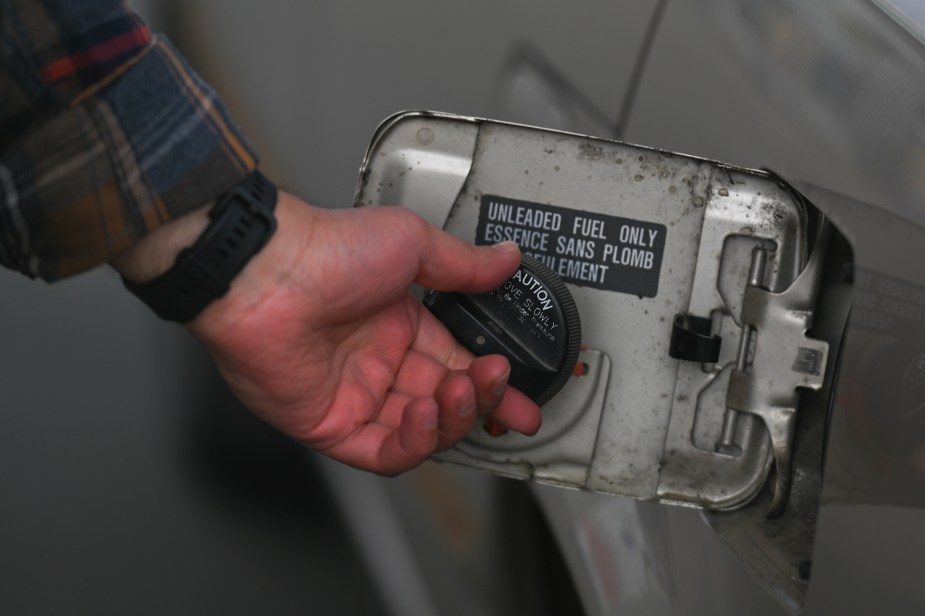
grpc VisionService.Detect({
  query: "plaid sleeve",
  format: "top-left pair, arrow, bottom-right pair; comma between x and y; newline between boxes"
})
0,0 -> 258,280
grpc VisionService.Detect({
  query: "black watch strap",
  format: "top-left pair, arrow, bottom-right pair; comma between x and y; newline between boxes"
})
123,170 -> 278,323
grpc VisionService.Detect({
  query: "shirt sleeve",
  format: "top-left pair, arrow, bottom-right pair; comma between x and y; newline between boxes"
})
0,0 -> 258,280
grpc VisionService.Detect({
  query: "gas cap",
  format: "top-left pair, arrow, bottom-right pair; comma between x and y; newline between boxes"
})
424,255 -> 581,405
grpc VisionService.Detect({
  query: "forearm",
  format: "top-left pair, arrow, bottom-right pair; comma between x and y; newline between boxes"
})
0,0 -> 257,281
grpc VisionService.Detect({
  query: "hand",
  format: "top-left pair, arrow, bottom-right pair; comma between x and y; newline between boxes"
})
177,192 -> 541,474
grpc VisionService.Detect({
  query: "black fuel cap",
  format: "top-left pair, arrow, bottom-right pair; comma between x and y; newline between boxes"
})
424,255 -> 581,406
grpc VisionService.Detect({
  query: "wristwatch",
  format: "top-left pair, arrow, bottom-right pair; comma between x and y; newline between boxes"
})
123,170 -> 278,322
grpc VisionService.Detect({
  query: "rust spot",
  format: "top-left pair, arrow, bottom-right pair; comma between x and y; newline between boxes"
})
483,419 -> 508,437
572,362 -> 590,377
579,143 -> 605,161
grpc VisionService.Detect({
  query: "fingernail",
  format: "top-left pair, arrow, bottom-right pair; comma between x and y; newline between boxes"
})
492,241 -> 520,254
458,392 -> 476,417
423,402 -> 439,430
492,369 -> 510,399
492,384 -> 507,399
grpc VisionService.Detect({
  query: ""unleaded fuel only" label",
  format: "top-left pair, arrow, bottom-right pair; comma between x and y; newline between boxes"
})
476,195 -> 666,298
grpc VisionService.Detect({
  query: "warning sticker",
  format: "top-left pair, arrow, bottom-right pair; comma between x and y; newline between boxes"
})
476,195 -> 666,297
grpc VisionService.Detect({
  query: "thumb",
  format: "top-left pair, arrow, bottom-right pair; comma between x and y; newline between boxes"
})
415,226 -> 522,293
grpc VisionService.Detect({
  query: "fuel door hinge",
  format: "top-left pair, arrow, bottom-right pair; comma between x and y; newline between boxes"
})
725,229 -> 830,515
658,178 -> 831,515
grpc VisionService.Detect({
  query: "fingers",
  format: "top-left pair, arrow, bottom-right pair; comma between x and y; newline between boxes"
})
392,343 -> 542,446
324,397 -> 440,476
395,398 -> 440,465
410,306 -> 476,371
463,355 -> 542,436
392,353 -> 514,450
389,356 -> 541,461
414,221 -> 522,293
320,355 -> 541,475
486,387 -> 543,436
433,371 -> 477,451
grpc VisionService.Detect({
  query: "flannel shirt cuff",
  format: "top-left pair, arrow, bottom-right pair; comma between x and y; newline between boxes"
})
0,36 -> 258,281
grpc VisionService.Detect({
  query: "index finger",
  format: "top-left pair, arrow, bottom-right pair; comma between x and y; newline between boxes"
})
411,302 -> 476,370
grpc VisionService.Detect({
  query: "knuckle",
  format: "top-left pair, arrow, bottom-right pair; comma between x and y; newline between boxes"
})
392,206 -> 428,235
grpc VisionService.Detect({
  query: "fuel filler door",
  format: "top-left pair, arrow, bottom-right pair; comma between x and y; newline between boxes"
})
354,112 -> 829,513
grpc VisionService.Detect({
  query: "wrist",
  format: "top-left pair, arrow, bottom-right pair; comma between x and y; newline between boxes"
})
186,191 -> 310,333
111,205 -> 212,284
115,171 -> 279,322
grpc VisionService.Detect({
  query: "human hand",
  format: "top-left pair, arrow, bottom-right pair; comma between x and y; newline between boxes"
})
177,192 -> 541,474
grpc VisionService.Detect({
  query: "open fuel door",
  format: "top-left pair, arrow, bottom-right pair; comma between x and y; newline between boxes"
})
354,112 -> 830,514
